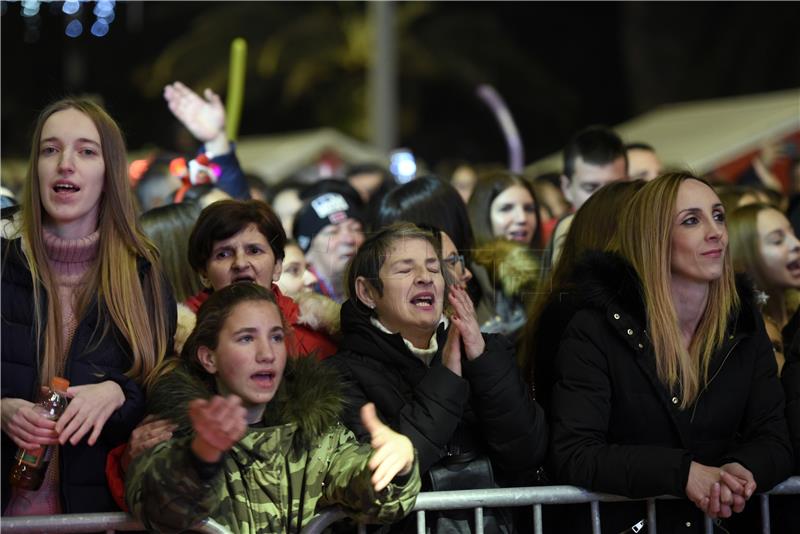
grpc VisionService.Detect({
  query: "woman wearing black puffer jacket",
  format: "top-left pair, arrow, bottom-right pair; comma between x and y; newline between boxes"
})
550,173 -> 793,534
327,223 -> 547,533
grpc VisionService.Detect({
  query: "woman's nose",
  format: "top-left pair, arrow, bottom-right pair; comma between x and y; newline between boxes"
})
255,339 -> 275,362
302,268 -> 318,288
232,249 -> 248,268
57,150 -> 75,174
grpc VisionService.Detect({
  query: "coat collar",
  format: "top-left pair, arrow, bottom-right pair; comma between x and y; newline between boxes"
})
567,251 -> 759,408
340,298 -> 449,370
148,355 -> 344,453
569,250 -> 759,339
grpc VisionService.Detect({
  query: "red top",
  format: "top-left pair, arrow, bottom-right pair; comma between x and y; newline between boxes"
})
186,284 -> 337,361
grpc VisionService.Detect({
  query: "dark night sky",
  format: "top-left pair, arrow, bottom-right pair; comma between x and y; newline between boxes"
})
3,2 -> 799,168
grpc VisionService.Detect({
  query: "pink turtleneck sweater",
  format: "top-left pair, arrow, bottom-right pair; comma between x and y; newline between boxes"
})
5,229 -> 99,517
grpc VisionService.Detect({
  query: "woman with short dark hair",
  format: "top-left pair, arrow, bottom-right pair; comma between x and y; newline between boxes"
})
328,222 -> 547,532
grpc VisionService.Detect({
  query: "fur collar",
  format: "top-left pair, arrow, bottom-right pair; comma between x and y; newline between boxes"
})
293,291 -> 341,335
147,355 -> 344,452
471,239 -> 540,297
568,250 -> 759,335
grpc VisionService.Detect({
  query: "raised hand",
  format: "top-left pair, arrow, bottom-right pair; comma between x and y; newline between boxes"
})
361,403 -> 414,492
56,381 -> 125,446
120,415 -> 178,473
1,397 -> 59,450
447,285 -> 485,360
163,81 -> 226,146
189,395 -> 247,463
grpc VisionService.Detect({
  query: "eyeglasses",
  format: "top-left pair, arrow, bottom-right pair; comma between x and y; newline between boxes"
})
442,253 -> 466,274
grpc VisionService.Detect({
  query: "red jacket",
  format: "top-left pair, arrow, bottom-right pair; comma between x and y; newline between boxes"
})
186,284 -> 337,360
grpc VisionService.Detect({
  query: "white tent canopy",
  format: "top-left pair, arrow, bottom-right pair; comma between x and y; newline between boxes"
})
234,128 -> 389,184
527,88 -> 800,176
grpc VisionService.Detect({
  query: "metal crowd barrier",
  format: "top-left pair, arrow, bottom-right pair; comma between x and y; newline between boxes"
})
1,477 -> 798,534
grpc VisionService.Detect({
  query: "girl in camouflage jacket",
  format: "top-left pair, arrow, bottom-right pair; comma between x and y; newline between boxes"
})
126,284 -> 420,533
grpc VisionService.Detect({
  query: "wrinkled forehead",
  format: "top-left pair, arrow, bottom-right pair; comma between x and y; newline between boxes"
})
381,236 -> 437,265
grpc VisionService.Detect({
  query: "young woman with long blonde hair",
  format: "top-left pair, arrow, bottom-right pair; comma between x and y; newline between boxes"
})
549,172 -> 792,533
1,98 -> 174,514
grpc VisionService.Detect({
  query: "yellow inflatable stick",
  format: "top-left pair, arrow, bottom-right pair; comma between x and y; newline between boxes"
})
226,38 -> 247,142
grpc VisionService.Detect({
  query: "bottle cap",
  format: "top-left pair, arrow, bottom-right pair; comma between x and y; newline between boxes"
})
51,377 -> 70,392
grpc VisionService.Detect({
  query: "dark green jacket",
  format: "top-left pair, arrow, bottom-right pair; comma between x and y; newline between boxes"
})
126,357 -> 420,533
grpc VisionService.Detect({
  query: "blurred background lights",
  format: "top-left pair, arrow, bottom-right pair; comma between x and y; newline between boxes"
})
99,9 -> 114,24
62,1 -> 80,16
90,18 -> 109,37
94,0 -> 114,18
65,19 -> 83,38
21,0 -> 40,17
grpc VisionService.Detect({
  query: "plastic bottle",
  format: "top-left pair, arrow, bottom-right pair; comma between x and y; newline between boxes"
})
8,376 -> 70,491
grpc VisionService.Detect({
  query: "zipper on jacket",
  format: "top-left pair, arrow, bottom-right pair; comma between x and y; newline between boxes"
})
690,339 -> 739,424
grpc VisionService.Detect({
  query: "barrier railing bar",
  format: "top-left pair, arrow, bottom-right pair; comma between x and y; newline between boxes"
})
474,506 -> 484,534
3,477 -> 798,534
0,512 -> 140,533
760,494 -> 770,534
646,499 -> 656,534
703,515 -> 713,534
300,508 -> 346,534
533,503 -> 543,534
590,500 -> 601,534
416,509 -> 425,533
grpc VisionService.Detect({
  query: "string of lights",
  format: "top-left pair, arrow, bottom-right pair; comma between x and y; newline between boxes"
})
15,0 -> 116,40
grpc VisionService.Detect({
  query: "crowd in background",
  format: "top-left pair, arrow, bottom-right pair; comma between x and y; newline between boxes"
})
1,85 -> 799,534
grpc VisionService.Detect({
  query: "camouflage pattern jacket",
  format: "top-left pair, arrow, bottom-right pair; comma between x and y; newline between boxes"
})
125,357 -> 420,533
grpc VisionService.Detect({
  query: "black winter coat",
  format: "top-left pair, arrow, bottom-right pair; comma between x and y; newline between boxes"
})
785,331 -> 800,474
1,237 -> 176,514
549,252 -> 793,534
327,299 -> 547,486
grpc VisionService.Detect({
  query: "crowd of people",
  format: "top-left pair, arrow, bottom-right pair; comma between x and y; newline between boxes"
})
1,86 -> 798,534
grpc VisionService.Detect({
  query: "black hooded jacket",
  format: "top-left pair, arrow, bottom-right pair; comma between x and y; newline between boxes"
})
549,251 -> 793,533
326,299 -> 547,486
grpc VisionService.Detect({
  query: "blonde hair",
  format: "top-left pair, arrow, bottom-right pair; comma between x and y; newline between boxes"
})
613,172 -> 738,409
19,98 -> 171,388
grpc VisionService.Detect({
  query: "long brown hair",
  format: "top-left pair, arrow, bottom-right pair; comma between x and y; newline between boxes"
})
519,180 -> 645,382
19,98 -> 171,387
614,172 -> 738,408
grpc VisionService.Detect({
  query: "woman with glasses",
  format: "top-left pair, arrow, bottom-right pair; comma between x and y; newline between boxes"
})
327,222 -> 547,533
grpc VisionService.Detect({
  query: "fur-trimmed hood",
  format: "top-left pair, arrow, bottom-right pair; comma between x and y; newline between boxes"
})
147,355 -> 344,452
293,291 -> 341,336
471,239 -> 541,297
568,250 -> 760,336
